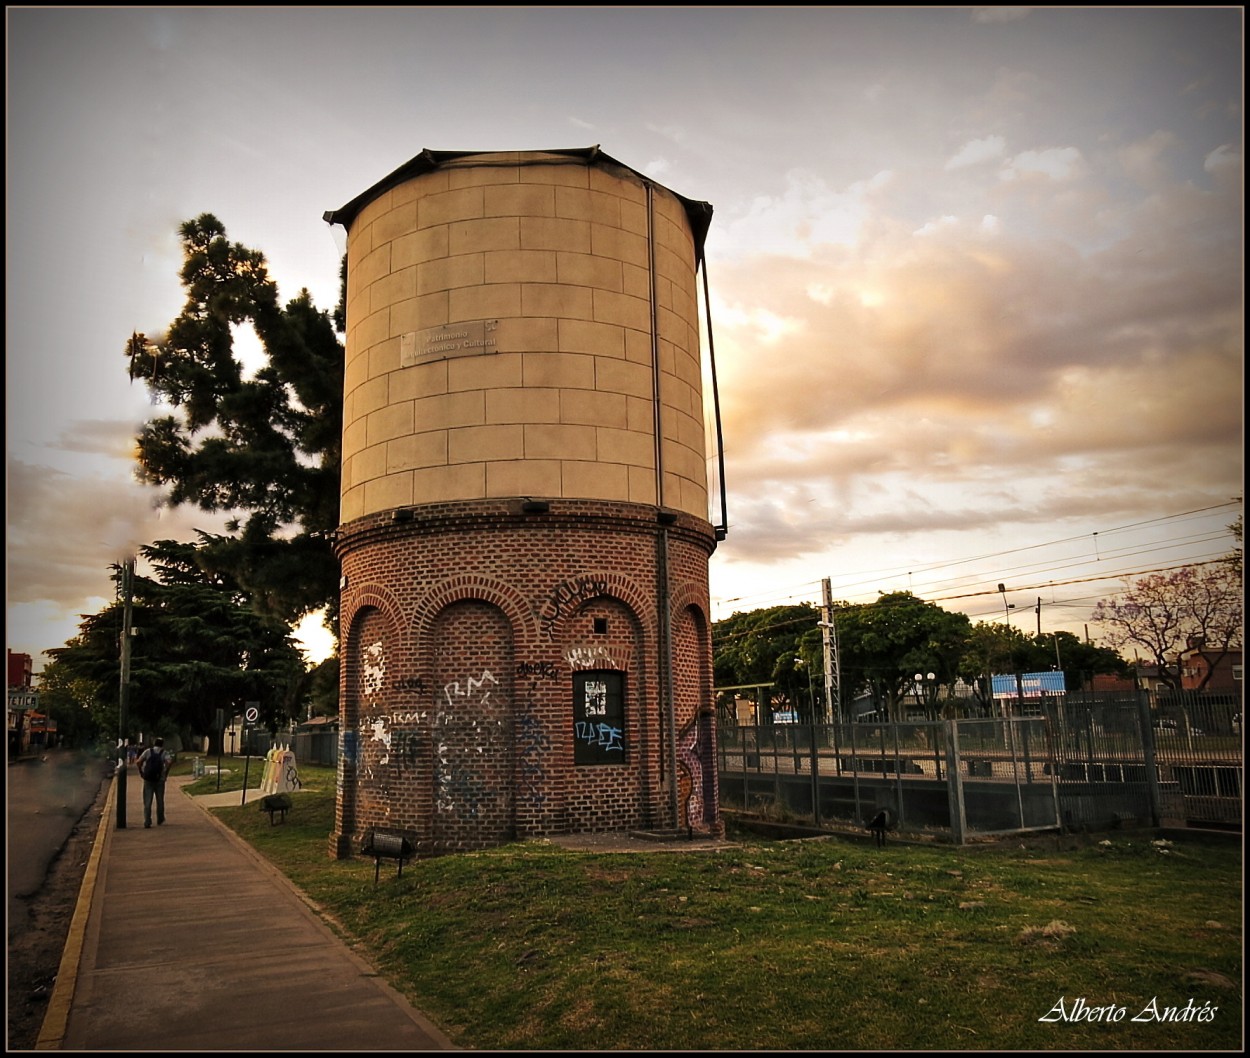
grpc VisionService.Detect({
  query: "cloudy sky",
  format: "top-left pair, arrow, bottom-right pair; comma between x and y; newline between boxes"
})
6,7 -> 1243,669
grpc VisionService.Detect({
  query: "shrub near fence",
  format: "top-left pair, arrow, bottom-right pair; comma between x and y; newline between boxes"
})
718,690 -> 1242,840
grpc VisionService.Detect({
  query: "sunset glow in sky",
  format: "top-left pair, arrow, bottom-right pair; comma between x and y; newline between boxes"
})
7,7 -> 1243,669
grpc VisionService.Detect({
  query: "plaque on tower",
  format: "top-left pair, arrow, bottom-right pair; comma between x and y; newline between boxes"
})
401,319 -> 500,366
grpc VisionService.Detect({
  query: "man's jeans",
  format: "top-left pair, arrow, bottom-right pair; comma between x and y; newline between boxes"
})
142,779 -> 166,826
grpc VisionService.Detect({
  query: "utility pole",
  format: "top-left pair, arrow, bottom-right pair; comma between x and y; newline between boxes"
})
116,557 -> 134,829
820,578 -> 838,723
1036,596 -> 1042,637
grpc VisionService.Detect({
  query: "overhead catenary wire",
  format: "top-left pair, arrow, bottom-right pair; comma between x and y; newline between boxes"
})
713,502 -> 1240,617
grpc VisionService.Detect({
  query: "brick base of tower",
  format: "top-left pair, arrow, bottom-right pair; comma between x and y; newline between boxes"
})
330,498 -> 723,860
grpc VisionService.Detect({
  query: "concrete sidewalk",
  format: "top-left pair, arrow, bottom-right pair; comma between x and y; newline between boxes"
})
37,773 -> 456,1051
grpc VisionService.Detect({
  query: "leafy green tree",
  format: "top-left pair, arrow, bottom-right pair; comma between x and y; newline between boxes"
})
32,662 -> 106,750
713,604 -> 822,721
305,657 -> 340,719
836,592 -> 972,721
125,214 -> 344,632
44,541 -> 310,751
1020,631 -> 1128,692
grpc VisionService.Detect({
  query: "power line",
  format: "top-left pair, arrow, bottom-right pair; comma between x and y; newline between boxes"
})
712,500 -> 1240,617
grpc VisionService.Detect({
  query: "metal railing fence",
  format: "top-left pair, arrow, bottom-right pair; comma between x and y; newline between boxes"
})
718,689 -> 1241,841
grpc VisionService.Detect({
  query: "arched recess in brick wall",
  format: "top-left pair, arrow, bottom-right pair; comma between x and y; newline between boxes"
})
541,577 -> 665,832
337,598 -> 404,855
561,595 -> 657,829
673,601 -> 719,833
429,599 -> 517,849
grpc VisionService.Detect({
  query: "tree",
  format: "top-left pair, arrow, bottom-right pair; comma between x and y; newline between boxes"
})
835,592 -> 972,721
1090,563 -> 1243,691
305,657 -> 341,719
32,663 -> 106,750
125,214 -> 344,632
44,541 -> 311,751
713,605 -> 822,722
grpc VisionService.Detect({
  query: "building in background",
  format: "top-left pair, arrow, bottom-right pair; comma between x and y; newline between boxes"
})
324,148 -> 726,857
7,649 -> 39,757
1178,637 -> 1242,694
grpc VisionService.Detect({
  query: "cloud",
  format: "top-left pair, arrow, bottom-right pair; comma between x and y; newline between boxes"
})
5,440 -> 231,659
704,139 -> 1242,577
713,168 -> 893,260
7,457 -> 161,604
1001,147 -> 1087,182
1205,143 -> 1241,175
946,135 -> 1007,170
1118,130 -> 1181,189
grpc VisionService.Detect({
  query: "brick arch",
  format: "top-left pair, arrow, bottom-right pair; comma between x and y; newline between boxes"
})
539,570 -> 657,645
410,576 -> 535,676
333,598 -> 405,858
340,583 -> 407,652
670,581 -> 710,626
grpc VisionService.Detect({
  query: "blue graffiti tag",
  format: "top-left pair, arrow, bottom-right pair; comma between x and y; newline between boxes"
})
575,721 -> 623,751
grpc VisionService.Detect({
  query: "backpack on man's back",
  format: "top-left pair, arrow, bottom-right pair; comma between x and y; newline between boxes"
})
141,747 -> 166,782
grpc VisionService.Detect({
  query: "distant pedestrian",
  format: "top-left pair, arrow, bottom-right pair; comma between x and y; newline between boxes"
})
136,737 -> 171,828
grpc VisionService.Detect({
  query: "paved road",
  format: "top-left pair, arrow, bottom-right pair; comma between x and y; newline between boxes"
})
7,748 -> 110,933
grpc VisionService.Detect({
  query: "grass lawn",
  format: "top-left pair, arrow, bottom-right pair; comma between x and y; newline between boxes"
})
187,763 -> 1243,1051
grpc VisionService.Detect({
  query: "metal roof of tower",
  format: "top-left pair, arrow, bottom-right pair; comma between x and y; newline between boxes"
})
323,146 -> 713,263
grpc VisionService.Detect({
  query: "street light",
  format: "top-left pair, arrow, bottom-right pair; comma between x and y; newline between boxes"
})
997,583 -> 1015,626
913,671 -> 937,713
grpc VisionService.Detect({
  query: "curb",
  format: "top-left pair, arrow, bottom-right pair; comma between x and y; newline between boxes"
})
35,774 -> 116,1049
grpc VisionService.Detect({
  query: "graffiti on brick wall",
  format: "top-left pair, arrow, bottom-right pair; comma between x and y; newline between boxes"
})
391,710 -> 424,724
575,719 -> 624,753
517,660 -> 560,679
443,670 -> 499,708
539,575 -> 609,639
389,710 -> 425,773
391,727 -> 423,770
516,709 -> 550,809
362,640 -> 386,695
436,670 -> 500,817
677,716 -> 713,832
352,639 -> 388,787
368,718 -> 392,766
563,643 -> 616,670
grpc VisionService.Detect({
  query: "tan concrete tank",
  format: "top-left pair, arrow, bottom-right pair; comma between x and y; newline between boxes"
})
331,148 -> 713,523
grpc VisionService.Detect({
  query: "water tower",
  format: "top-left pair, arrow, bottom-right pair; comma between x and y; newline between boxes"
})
323,148 -> 726,857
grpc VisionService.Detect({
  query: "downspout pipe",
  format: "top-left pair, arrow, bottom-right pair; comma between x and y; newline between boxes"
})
701,262 -> 729,540
647,183 -> 680,831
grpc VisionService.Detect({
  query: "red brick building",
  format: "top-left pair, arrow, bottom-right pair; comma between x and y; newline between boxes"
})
1178,638 -> 1243,693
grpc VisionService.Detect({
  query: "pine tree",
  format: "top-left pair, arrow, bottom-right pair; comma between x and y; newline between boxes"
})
125,214 -> 343,629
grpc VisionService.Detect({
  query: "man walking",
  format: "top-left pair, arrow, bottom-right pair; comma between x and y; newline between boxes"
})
136,737 -> 171,828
